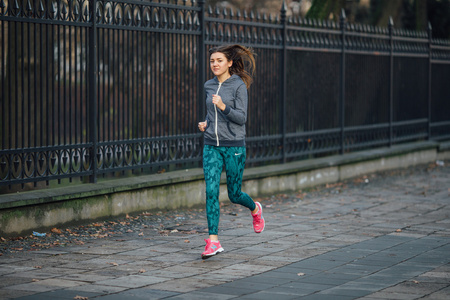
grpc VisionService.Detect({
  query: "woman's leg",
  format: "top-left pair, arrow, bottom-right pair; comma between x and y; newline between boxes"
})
203,145 -> 223,238
224,146 -> 265,233
223,146 -> 256,211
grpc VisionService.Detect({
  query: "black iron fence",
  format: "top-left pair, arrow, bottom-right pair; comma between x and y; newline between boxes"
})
1,0 -> 450,191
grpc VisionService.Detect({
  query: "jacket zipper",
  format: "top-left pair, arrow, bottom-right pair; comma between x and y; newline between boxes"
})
214,82 -> 222,146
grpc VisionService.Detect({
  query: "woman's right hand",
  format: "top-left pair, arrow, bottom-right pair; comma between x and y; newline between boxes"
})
198,121 -> 207,132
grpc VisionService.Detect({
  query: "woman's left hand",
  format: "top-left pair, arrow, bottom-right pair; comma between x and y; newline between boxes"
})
212,94 -> 226,111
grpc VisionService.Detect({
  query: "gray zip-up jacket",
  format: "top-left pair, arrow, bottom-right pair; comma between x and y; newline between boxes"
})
203,74 -> 248,147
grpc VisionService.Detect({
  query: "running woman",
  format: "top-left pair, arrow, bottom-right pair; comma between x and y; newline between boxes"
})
198,44 -> 265,259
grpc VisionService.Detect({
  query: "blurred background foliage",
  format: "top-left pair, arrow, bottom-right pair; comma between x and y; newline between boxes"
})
206,0 -> 450,39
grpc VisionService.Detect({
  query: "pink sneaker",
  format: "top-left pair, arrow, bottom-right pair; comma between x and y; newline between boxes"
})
201,239 -> 224,259
252,202 -> 265,233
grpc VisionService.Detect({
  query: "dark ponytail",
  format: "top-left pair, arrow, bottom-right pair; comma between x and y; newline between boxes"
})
209,44 -> 256,89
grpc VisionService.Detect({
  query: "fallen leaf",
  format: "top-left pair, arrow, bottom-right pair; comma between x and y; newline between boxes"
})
34,266 -> 42,269
139,269 -> 146,273
109,262 -> 119,266
396,229 -> 402,232
170,229 -> 179,233
138,232 -> 144,236
412,280 -> 420,284
297,273 -> 305,276
74,296 -> 89,300
32,279 -> 40,282
184,239 -> 190,243
51,228 -> 62,234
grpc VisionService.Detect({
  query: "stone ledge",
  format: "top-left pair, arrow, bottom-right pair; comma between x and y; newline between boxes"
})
0,140 -> 447,236
0,141 -> 441,211
243,141 -> 439,180
439,141 -> 450,151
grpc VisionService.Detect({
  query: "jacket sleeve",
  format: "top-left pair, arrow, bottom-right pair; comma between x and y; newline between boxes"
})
223,83 -> 247,125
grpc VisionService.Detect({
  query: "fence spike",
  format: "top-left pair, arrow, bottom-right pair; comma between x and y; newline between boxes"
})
340,8 -> 346,19
13,0 -> 19,10
73,3 -> 79,17
83,5 -> 89,19
62,3 -> 68,16
243,10 -> 248,19
186,13 -> 192,27
170,11 -> 176,27
50,1 -> 56,14
116,9 -> 122,22
126,9 -> 131,22
226,27 -> 231,40
194,13 -> 199,27
179,13 -> 184,28
26,0 -> 32,12
136,10 -> 141,24
162,11 -> 168,26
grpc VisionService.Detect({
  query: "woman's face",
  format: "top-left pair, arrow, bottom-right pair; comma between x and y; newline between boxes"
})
210,52 -> 232,78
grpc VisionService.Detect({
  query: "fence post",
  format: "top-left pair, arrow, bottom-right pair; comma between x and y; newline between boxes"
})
427,22 -> 432,140
198,0 -> 206,122
339,9 -> 346,155
88,0 -> 98,183
280,1 -> 287,163
388,17 -> 394,147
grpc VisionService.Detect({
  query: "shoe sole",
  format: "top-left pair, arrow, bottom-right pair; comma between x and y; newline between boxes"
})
201,247 -> 224,260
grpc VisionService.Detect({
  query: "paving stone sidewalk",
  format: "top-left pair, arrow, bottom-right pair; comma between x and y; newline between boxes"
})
0,162 -> 449,300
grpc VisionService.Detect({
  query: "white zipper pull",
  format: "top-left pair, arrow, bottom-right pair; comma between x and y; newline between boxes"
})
214,82 -> 222,147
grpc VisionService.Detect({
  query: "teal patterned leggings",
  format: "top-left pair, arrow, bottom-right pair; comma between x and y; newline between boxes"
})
203,145 -> 256,235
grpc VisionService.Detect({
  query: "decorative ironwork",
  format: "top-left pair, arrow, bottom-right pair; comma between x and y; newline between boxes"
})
205,5 -> 283,48
0,145 -> 92,184
1,1 -> 449,190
